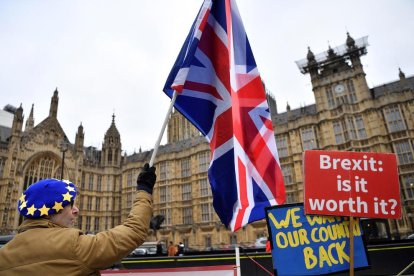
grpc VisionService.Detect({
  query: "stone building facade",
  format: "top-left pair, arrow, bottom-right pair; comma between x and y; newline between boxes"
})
0,33 -> 413,250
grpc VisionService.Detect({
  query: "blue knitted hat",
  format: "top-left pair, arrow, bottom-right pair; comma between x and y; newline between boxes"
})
18,178 -> 77,218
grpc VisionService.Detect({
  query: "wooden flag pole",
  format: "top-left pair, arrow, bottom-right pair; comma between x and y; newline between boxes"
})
349,216 -> 355,276
149,91 -> 178,167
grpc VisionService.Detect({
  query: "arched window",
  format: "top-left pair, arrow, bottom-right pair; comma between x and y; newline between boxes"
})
23,155 -> 59,190
108,150 -> 113,164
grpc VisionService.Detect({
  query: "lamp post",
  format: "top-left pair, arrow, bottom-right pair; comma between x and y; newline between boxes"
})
60,141 -> 68,179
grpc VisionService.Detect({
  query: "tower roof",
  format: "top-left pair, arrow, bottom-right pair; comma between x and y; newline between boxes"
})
105,114 -> 120,138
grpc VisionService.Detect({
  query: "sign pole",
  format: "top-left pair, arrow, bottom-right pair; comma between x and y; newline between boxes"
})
349,216 -> 354,276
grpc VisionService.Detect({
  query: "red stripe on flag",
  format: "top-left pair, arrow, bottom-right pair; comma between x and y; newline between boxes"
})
184,81 -> 223,100
198,23 -> 231,95
234,157 -> 248,230
209,108 -> 233,150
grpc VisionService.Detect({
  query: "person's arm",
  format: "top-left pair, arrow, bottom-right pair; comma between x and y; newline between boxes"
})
74,164 -> 156,270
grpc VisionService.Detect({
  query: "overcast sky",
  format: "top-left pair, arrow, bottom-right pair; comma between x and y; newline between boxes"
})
1,0 -> 413,156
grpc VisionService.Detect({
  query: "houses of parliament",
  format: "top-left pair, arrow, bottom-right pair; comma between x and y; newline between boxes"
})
0,33 -> 413,249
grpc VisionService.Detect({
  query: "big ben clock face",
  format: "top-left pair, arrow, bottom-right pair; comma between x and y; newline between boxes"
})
334,84 -> 345,93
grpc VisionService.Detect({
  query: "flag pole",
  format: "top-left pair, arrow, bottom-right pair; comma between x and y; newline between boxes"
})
149,91 -> 178,167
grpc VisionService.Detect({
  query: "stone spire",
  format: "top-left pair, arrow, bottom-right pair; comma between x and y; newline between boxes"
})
49,88 -> 59,118
101,114 -> 122,167
399,67 -> 406,80
75,122 -> 84,153
25,104 -> 35,131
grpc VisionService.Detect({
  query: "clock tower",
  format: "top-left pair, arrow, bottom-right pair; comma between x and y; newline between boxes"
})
296,33 -> 371,112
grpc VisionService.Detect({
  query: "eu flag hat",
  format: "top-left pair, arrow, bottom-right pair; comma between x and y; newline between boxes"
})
18,178 -> 77,218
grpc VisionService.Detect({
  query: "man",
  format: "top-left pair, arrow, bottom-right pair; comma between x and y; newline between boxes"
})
177,241 -> 185,256
167,241 -> 177,257
0,163 -> 156,275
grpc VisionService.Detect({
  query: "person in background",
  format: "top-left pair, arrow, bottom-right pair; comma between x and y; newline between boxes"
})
156,240 -> 163,256
266,237 -> 271,253
177,241 -> 185,256
0,163 -> 156,275
168,241 -> 177,256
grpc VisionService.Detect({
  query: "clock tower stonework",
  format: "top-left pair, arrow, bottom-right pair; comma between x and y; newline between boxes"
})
297,33 -> 371,113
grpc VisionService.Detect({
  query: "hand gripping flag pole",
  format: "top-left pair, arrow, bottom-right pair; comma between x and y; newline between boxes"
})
149,91 -> 178,167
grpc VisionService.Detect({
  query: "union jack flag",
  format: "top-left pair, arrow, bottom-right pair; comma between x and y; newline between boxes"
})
164,0 -> 285,231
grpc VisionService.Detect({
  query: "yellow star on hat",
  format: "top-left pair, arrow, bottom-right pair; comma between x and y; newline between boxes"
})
52,201 -> 64,212
66,186 -> 76,192
39,204 -> 50,216
27,204 -> 37,216
62,192 -> 73,202
19,200 -> 27,211
19,193 -> 26,203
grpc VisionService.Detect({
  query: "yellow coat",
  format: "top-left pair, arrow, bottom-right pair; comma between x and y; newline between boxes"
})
0,191 -> 152,276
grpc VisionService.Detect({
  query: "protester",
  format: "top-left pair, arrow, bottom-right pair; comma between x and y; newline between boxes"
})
177,241 -> 185,256
156,240 -> 163,256
0,163 -> 156,275
167,241 -> 177,256
265,237 -> 271,253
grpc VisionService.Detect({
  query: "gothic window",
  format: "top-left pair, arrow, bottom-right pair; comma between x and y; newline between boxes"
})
106,196 -> 110,210
301,127 -> 317,150
160,208 -> 172,225
87,197 -> 92,210
402,174 -> 414,200
201,203 -> 213,222
79,195 -> 84,210
78,217 -> 82,229
200,179 -> 210,197
276,135 -> 289,157
39,158 -> 49,179
108,150 -> 112,164
127,171 -> 133,187
198,152 -> 209,172
333,121 -> 348,144
281,164 -> 294,185
88,174 -> 94,190
95,198 -> 100,211
107,176 -> 111,191
81,173 -> 86,189
205,236 -> 212,249
285,193 -> 296,204
346,117 -> 357,140
160,161 -> 167,180
125,192 -> 132,208
326,86 -> 335,108
85,217 -> 91,232
182,183 -> 192,201
181,158 -> 191,177
114,150 -> 118,164
94,217 -> 99,232
24,155 -> 59,190
384,105 -> 406,133
159,186 -> 170,203
97,175 -> 102,191
394,140 -> 414,165
0,158 -> 4,178
182,207 -> 193,224
347,80 -> 357,102
105,217 -> 109,230
355,115 -> 367,139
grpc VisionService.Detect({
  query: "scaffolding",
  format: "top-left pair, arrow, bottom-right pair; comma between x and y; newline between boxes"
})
295,36 -> 369,74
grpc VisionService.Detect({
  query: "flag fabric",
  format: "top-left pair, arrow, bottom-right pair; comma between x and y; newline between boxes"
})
163,0 -> 285,231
